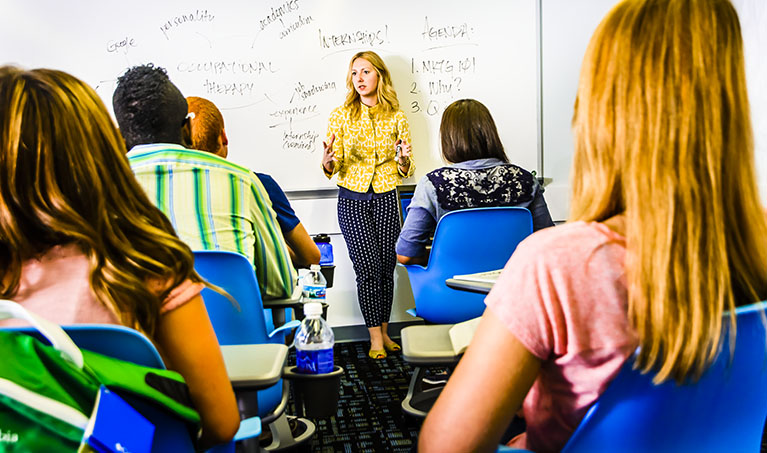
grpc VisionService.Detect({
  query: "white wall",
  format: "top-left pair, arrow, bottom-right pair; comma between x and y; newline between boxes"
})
540,0 -> 619,221
732,0 -> 767,205
290,198 -> 415,328
542,0 -> 767,218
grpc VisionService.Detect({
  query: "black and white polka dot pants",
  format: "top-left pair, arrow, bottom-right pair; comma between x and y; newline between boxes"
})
337,191 -> 400,328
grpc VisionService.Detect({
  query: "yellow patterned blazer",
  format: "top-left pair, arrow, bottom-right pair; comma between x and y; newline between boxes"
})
324,103 -> 414,193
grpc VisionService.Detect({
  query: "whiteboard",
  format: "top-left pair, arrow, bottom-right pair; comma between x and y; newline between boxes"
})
0,0 -> 538,192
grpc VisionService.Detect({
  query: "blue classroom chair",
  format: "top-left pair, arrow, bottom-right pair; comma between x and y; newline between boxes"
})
498,301 -> 767,452
193,250 -> 314,451
403,207 -> 533,324
399,207 -> 533,418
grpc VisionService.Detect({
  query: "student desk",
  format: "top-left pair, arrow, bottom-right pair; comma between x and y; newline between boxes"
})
445,278 -> 494,294
445,268 -> 502,294
221,343 -> 287,388
263,284 -> 302,327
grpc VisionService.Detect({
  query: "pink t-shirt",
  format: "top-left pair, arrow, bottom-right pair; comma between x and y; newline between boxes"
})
485,221 -> 638,452
1,244 -> 204,328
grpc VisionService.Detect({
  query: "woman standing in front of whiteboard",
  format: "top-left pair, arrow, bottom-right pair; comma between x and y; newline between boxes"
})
322,50 -> 414,360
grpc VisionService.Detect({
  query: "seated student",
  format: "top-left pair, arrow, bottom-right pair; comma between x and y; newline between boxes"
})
186,96 -> 321,268
112,64 -> 295,299
419,0 -> 767,451
396,99 -> 554,265
0,66 -> 239,449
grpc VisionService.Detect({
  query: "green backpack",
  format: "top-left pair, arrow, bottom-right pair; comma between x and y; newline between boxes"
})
0,300 -> 200,452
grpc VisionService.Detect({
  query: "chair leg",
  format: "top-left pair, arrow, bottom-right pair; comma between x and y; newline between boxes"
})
263,413 -> 316,451
233,380 -> 316,452
402,366 -> 452,418
402,366 -> 426,418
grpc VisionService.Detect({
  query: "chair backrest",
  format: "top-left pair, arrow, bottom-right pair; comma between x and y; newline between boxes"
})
396,183 -> 417,227
4,324 -> 165,368
1,324 -> 196,452
193,250 -> 272,345
563,302 -> 767,452
404,207 -> 533,324
193,250 -> 286,418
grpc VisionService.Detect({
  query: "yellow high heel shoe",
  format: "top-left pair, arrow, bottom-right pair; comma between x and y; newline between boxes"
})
368,348 -> 387,360
383,341 -> 401,353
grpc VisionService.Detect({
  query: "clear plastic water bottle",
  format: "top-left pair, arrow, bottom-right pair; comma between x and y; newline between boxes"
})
301,264 -> 327,304
295,302 -> 335,374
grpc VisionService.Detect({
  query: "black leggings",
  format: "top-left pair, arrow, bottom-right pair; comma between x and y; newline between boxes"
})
337,191 -> 400,328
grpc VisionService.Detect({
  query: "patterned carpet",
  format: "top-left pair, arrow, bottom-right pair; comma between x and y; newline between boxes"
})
284,341 -> 767,452
287,341 -> 422,453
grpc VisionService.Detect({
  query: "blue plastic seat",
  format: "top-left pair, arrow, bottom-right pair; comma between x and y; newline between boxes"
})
498,301 -> 767,452
193,250 -> 312,450
1,323 -> 260,453
403,207 -> 533,324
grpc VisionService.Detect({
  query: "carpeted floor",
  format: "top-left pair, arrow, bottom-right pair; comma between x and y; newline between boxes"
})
287,340 -> 423,452
284,340 -> 767,452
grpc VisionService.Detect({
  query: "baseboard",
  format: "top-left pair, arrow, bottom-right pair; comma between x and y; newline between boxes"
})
333,319 -> 425,343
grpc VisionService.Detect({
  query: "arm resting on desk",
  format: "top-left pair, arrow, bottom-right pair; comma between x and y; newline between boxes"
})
286,222 -> 321,268
398,254 -> 428,266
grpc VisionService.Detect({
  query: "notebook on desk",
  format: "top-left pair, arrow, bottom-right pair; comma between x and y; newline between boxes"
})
452,269 -> 503,284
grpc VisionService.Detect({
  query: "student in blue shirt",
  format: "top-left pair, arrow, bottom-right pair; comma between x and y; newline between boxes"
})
186,96 -> 320,268
396,99 -> 554,265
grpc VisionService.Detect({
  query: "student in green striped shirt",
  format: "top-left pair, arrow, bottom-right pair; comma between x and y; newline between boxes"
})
112,64 -> 296,299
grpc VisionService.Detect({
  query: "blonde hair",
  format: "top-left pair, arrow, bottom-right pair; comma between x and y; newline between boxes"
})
344,50 -> 400,120
0,66 -> 202,336
187,96 -> 225,154
570,0 -> 767,383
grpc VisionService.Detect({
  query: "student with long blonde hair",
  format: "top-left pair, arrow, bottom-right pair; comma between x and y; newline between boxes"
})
321,51 -> 414,359
419,0 -> 767,451
0,66 -> 239,449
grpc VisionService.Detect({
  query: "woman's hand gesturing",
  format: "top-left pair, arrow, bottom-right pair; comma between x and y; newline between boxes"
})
322,134 -> 336,173
395,139 -> 412,168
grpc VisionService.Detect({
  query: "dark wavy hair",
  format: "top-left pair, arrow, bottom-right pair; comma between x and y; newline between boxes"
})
112,64 -> 189,149
0,66 -> 202,336
440,99 -> 508,164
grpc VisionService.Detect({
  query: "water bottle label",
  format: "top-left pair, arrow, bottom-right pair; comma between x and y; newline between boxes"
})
296,348 -> 334,374
302,284 -> 326,300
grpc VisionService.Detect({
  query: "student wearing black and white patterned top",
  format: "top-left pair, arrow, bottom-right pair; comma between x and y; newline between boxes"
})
396,99 -> 554,265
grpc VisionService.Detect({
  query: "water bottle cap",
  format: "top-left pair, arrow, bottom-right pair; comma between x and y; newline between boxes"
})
313,234 -> 331,243
304,302 -> 323,316
310,264 -> 321,271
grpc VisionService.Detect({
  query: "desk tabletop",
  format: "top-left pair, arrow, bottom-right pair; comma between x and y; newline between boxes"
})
221,343 -> 288,388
